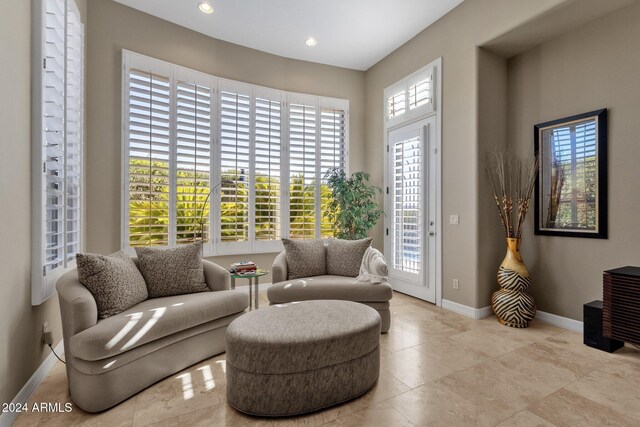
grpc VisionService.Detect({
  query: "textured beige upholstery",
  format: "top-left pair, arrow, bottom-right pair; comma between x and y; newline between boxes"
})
57,259 -> 248,412
70,290 -> 248,361
267,251 -> 393,333
226,300 -> 380,416
267,276 -> 393,303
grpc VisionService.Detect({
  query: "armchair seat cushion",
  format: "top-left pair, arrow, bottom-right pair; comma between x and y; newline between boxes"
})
70,290 -> 247,361
267,275 -> 393,304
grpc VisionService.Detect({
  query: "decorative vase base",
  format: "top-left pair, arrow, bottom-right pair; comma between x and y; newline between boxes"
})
492,238 -> 536,329
496,317 -> 530,329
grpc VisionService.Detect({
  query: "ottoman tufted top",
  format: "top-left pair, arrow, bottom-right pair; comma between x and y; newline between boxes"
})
226,300 -> 381,375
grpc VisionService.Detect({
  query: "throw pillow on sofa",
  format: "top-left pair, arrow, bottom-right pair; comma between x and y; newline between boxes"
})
76,250 -> 148,319
282,238 -> 326,280
135,242 -> 209,298
326,237 -> 373,277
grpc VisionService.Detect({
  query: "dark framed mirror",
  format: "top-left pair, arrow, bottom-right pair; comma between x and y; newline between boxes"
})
534,109 -> 607,238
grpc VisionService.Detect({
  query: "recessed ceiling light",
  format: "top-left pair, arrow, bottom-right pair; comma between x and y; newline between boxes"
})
198,2 -> 214,14
305,37 -> 318,47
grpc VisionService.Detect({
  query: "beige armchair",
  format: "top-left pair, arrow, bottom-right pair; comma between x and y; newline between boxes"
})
57,258 -> 248,412
267,251 -> 393,333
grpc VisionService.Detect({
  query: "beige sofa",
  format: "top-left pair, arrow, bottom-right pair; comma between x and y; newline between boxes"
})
267,252 -> 393,332
57,259 -> 248,412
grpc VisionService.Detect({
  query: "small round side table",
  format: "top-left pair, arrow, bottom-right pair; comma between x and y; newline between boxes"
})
230,270 -> 269,310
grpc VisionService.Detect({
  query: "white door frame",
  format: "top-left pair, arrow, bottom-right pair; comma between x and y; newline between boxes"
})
382,57 -> 442,307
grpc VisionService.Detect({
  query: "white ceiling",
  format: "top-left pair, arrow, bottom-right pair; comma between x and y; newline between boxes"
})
113,0 -> 464,71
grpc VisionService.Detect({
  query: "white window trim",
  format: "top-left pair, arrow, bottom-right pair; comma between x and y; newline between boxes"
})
121,50 -> 349,257
385,63 -> 435,129
31,0 -> 84,305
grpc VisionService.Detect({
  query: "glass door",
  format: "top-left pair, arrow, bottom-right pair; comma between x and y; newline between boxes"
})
385,117 -> 436,302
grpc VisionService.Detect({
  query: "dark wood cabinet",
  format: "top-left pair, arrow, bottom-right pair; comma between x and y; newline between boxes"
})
603,266 -> 640,345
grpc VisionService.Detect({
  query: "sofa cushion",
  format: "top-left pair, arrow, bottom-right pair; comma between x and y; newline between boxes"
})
70,290 -> 248,361
326,238 -> 372,277
135,242 -> 209,298
282,238 -> 326,279
76,250 -> 148,319
72,312 -> 244,375
267,275 -> 393,304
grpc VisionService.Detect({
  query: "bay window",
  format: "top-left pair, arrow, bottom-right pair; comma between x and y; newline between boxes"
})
122,51 -> 348,256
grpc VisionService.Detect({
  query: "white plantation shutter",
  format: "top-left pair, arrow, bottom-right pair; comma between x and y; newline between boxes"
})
386,64 -> 434,127
320,106 -> 347,237
219,86 -> 251,246
126,69 -> 171,247
288,102 -> 318,239
43,0 -> 66,274
175,78 -> 212,244
32,0 -> 84,304
254,93 -> 282,243
392,134 -> 422,275
65,0 -> 83,261
408,76 -> 431,111
387,90 -> 406,119
122,52 -> 348,255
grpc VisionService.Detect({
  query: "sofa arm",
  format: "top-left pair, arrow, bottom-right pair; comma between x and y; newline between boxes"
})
272,251 -> 288,283
370,256 -> 389,277
56,269 -> 98,337
203,259 -> 231,291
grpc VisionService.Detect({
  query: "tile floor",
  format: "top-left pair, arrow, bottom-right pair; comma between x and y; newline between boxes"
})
12,291 -> 640,427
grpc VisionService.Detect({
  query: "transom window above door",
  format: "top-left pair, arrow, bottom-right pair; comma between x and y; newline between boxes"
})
385,65 -> 435,128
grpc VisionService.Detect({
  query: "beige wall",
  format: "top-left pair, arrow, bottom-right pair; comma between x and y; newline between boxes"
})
0,0 -> 86,406
477,48 -> 509,308
85,0 -> 366,277
364,0 -> 569,308
508,1 -> 640,320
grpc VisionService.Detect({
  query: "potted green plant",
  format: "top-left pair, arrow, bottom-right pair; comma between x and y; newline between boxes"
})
324,168 -> 384,240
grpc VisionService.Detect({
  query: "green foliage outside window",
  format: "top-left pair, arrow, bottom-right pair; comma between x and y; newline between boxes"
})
128,159 -> 334,246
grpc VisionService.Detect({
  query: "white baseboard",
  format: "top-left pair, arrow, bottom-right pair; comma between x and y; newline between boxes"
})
441,299 -> 583,333
0,341 -> 64,427
441,299 -> 493,320
536,310 -> 583,333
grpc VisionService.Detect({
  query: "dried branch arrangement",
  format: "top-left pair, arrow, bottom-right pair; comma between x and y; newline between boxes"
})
485,152 -> 540,242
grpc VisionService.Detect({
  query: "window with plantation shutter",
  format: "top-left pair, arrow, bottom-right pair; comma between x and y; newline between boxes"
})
289,102 -> 318,239
127,70 -> 171,247
175,79 -> 212,244
386,64 -> 434,127
392,134 -> 422,274
320,107 -> 346,237
219,87 -> 251,246
43,0 -> 66,275
32,0 -> 84,305
408,76 -> 431,110
65,0 -> 83,262
387,91 -> 406,119
254,94 -> 282,243
122,51 -> 348,256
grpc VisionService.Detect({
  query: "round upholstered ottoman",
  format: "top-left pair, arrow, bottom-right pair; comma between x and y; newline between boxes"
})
225,300 -> 381,416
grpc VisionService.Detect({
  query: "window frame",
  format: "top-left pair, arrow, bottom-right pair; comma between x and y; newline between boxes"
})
121,51 -> 349,257
385,65 -> 434,128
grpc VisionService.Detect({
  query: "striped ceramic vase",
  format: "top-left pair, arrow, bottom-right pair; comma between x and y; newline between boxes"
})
492,238 -> 536,328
